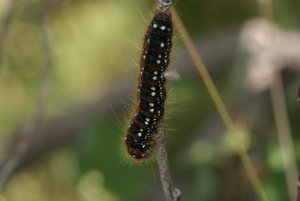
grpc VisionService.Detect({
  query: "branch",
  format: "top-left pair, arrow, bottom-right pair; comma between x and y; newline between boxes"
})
153,1 -> 182,200
156,126 -> 181,201
0,14 -> 53,188
156,0 -> 172,12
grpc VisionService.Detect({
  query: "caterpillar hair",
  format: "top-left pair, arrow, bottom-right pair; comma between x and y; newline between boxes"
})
123,6 -> 173,162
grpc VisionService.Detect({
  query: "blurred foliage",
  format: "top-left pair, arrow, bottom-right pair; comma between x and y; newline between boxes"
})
0,0 -> 300,201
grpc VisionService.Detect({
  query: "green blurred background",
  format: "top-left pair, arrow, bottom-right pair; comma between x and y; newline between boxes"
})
0,0 -> 300,200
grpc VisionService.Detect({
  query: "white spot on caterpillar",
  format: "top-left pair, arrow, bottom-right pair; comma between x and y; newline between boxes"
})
161,25 -> 166,30
151,87 -> 156,91
140,129 -> 143,132
154,71 -> 158,75
158,54 -> 162,58
149,103 -> 154,107
150,108 -> 154,113
146,118 -> 150,122
142,144 -> 146,148
143,55 -> 146,59
153,23 -> 158,28
160,42 -> 165,47
157,60 -> 161,64
138,133 -> 142,137
151,92 -> 156,96
145,121 -> 149,125
153,76 -> 157,80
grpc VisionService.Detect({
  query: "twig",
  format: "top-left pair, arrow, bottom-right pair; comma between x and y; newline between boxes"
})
156,126 -> 181,201
0,15 -> 53,188
156,0 -> 172,12
0,0 -> 19,57
154,1 -> 181,200
171,7 -> 269,201
255,1 -> 298,200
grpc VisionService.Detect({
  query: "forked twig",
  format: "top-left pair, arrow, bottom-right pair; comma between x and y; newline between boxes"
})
0,15 -> 53,188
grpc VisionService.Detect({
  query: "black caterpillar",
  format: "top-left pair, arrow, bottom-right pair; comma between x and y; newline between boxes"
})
124,10 -> 173,161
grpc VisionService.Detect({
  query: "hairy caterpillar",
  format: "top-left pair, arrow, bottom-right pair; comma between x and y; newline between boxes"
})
123,8 -> 173,161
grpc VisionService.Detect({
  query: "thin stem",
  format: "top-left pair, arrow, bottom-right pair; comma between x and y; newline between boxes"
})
171,7 -> 269,201
270,72 -> 298,201
154,1 -> 181,200
257,0 -> 274,20
156,126 -> 181,201
156,0 -> 172,12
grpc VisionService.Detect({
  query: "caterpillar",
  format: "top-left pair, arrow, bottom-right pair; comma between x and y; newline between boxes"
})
123,8 -> 173,161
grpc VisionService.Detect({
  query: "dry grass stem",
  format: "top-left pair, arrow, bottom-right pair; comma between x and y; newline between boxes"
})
171,7 -> 269,201
270,73 -> 298,201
